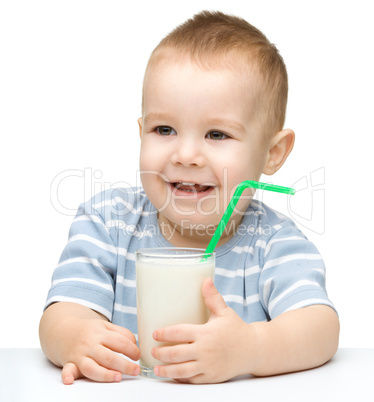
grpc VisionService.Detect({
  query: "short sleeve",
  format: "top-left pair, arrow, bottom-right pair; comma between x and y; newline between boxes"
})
44,202 -> 118,321
259,223 -> 336,319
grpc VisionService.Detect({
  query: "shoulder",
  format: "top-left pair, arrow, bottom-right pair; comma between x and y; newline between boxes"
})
249,201 -> 324,270
78,187 -> 153,223
249,200 -> 303,239
247,200 -> 323,263
88,186 -> 147,209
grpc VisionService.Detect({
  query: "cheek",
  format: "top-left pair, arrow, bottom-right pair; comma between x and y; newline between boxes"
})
140,137 -> 171,171
139,147 -> 157,190
215,158 -> 261,211
139,143 -> 153,171
140,172 -> 168,212
225,146 -> 266,182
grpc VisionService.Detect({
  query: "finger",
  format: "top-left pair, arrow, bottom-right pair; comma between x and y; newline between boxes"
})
78,356 -> 124,383
175,375 -> 209,385
154,361 -> 201,379
153,324 -> 198,343
61,362 -> 82,385
101,330 -> 140,361
152,343 -> 196,364
105,321 -> 137,344
202,277 -> 227,317
91,345 -> 140,376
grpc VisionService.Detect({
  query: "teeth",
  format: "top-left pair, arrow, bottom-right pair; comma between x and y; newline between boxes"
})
173,182 -> 212,193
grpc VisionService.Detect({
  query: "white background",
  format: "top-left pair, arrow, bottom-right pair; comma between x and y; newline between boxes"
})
0,0 -> 373,348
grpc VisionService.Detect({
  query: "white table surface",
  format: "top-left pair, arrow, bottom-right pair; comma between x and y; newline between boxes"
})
0,348 -> 373,402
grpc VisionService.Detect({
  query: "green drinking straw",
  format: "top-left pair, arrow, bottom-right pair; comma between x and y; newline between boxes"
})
204,180 -> 295,257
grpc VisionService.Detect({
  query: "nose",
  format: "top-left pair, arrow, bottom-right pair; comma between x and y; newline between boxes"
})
170,136 -> 206,167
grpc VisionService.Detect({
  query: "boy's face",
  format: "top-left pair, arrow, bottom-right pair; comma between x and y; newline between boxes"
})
139,54 -> 272,238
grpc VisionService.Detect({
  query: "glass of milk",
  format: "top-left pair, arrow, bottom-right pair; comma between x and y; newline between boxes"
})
136,248 -> 215,379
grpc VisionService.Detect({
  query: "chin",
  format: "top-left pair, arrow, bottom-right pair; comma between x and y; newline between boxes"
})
171,213 -> 221,231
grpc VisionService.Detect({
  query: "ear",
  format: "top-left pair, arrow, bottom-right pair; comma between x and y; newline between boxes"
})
263,129 -> 295,175
137,117 -> 143,138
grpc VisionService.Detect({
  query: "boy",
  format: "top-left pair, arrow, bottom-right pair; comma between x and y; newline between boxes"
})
39,11 -> 339,384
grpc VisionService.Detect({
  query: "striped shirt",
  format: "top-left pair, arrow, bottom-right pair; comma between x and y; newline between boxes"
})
44,187 -> 335,335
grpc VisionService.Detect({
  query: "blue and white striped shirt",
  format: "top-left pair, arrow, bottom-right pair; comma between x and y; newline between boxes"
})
45,187 -> 335,335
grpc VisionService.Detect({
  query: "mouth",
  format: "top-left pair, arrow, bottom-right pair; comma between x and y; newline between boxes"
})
168,181 -> 215,197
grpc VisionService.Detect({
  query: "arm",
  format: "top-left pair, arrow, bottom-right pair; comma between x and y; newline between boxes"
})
243,304 -> 339,376
39,302 -> 140,384
152,278 -> 339,383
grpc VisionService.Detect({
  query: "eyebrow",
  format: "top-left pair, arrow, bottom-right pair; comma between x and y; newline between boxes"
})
206,118 -> 246,133
143,113 -> 173,124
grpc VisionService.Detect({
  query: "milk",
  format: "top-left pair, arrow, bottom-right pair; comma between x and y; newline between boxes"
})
136,249 -> 215,376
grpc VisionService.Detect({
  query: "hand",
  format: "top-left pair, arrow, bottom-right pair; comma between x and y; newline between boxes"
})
151,278 -> 256,384
59,315 -> 140,384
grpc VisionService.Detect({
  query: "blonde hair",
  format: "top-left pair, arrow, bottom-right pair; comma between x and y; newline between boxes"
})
144,10 -> 288,136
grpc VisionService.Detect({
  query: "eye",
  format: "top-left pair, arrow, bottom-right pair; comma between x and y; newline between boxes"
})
206,131 -> 229,140
156,126 -> 177,136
